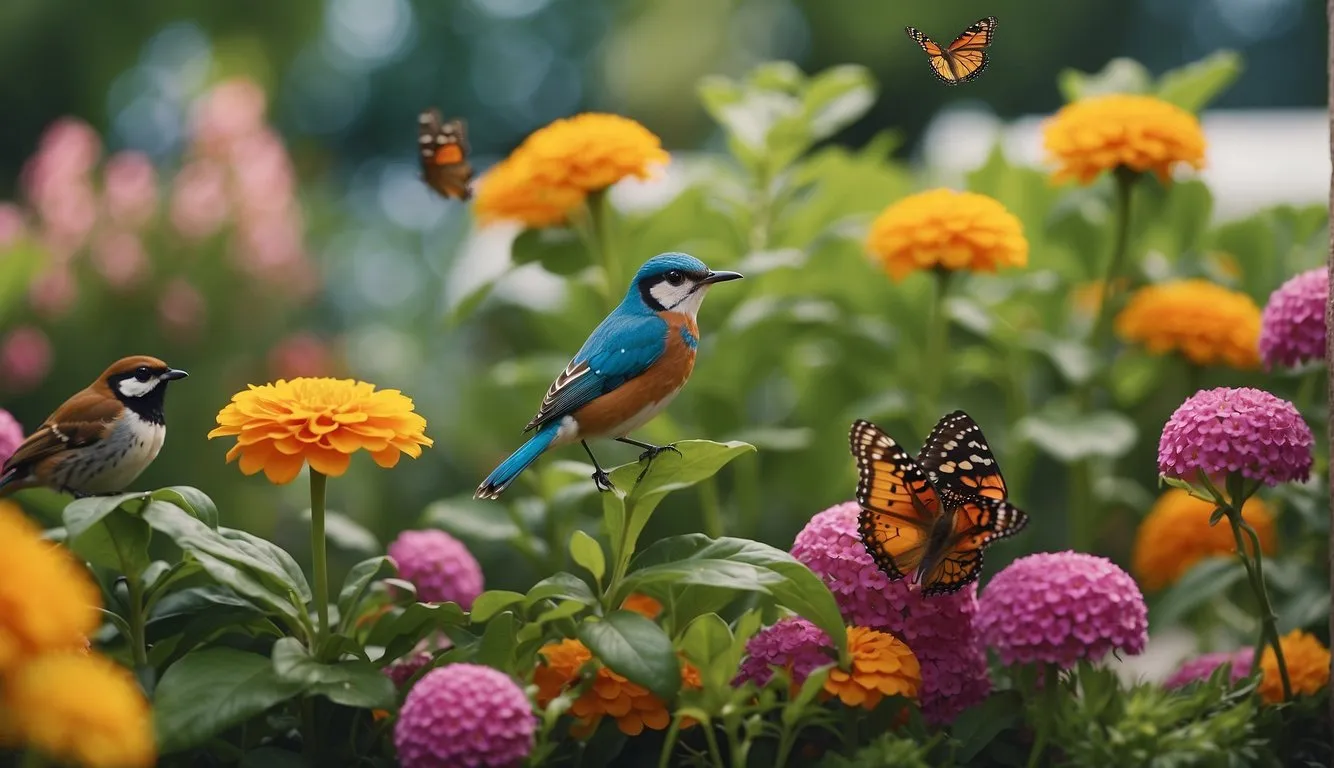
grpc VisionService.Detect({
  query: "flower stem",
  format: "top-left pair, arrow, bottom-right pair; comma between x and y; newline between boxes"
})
1230,513 -> 1292,700
919,269 -> 954,435
702,722 -> 726,768
125,573 -> 149,670
587,190 -> 621,310
657,716 -> 685,768
1086,167 -> 1138,359
309,469 -> 330,648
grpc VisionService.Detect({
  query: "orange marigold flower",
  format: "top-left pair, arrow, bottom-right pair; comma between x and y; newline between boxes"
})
620,593 -> 663,620
1043,94 -> 1206,184
473,156 -> 586,228
1115,279 -> 1262,368
822,626 -> 921,710
518,113 -> 668,193
865,189 -> 1028,281
1259,630 -> 1330,704
0,652 -> 156,768
208,377 -> 433,484
1132,489 -> 1275,591
0,502 -> 100,673
533,638 -> 699,737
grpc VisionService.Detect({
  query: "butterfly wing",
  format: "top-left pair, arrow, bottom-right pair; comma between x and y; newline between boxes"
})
850,419 -> 942,582
917,410 -> 1008,504
904,27 -> 958,85
919,495 -> 1028,596
418,108 -> 474,201
940,16 -> 997,85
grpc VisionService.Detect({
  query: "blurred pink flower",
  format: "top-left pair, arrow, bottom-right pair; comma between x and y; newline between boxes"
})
28,262 -> 78,319
170,160 -> 230,240
23,118 -> 101,197
229,129 -> 296,218
268,332 -> 335,380
158,277 -> 206,340
0,326 -> 53,393
102,151 -> 159,229
91,230 -> 149,291
191,79 -> 267,155
0,203 -> 26,248
234,213 -> 304,274
35,182 -> 98,257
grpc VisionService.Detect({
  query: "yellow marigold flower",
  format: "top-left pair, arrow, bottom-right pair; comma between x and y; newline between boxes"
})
620,593 -> 663,620
1043,94 -> 1207,184
865,189 -> 1028,281
208,377 -> 433,484
518,113 -> 668,193
822,627 -> 921,710
1132,489 -> 1275,591
0,652 -> 155,768
1259,630 -> 1330,703
1115,279 -> 1262,368
533,638 -> 700,737
473,156 -> 586,228
0,502 -> 100,673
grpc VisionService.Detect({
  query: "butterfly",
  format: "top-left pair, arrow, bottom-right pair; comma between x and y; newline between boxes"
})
417,108 -> 474,201
917,410 -> 1008,505
904,16 -> 997,86
850,415 -> 1027,596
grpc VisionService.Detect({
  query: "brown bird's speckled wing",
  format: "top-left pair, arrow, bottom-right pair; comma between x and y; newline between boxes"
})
2,389 -> 121,473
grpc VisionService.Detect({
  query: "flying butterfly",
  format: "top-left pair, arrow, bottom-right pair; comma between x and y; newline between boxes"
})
917,410 -> 1008,506
904,16 -> 997,86
850,417 -> 1027,596
417,108 -> 474,201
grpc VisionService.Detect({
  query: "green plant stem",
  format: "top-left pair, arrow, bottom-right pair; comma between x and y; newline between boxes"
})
309,469 -> 330,648
698,477 -> 724,538
919,269 -> 954,434
1026,664 -> 1060,768
658,717 -> 685,768
774,721 -> 798,768
587,190 -> 621,309
702,722 -> 726,768
1229,513 -> 1293,700
1085,168 -> 1138,361
1068,460 -> 1095,554
125,573 -> 149,669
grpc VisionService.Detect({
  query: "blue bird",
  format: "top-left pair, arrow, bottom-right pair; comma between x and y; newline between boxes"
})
475,253 -> 743,499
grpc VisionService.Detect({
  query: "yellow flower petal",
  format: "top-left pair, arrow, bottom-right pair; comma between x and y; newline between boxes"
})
1115,279 -> 1261,369
866,189 -> 1027,282
1043,94 -> 1206,185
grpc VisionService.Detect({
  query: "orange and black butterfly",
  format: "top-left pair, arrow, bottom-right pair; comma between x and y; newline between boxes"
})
851,416 -> 1027,596
904,16 -> 997,86
917,410 -> 1008,505
417,108 -> 473,201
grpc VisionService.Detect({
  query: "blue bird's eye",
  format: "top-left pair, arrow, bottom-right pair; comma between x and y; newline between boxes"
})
665,270 -> 684,286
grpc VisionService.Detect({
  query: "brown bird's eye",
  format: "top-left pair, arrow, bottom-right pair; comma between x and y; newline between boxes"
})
135,367 -> 152,382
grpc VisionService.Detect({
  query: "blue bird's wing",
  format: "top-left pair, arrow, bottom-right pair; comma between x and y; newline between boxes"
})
523,312 -> 668,432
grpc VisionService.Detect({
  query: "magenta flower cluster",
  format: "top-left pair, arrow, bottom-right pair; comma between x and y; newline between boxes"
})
1157,387 -> 1313,487
388,529 -> 485,609
0,408 -> 24,467
1163,648 -> 1253,689
1259,267 -> 1327,369
975,551 -> 1147,667
790,502 -> 989,723
736,617 -> 835,687
394,663 -> 535,768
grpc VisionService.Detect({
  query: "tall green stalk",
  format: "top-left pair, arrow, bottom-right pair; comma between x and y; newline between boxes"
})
586,190 -> 621,309
309,469 -> 330,647
125,572 -> 150,669
1085,167 -> 1139,367
919,269 -> 955,435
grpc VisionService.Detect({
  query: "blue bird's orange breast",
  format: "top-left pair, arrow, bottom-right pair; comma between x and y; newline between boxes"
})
573,312 -> 698,437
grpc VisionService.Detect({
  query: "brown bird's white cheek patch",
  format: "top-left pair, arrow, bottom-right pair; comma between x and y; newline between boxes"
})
117,377 -> 161,398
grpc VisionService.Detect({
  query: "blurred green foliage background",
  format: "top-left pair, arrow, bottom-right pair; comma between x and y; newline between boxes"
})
0,0 -> 1328,652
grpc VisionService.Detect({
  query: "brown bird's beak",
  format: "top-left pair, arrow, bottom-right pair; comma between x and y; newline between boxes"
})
161,369 -> 189,381
700,270 -> 743,285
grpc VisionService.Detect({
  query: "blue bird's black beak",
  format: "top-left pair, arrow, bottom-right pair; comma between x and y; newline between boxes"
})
161,369 -> 189,381
700,270 -> 743,285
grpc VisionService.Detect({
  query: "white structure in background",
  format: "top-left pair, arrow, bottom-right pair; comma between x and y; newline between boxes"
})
922,106 -> 1331,222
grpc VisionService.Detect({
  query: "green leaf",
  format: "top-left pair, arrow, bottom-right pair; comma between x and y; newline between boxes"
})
526,572 -> 598,607
154,649 -> 304,753
950,690 -> 1024,763
150,486 -> 219,528
621,559 -> 787,593
1016,410 -> 1138,463
301,509 -> 379,555
1057,58 -> 1152,103
608,440 -> 757,520
423,496 -> 523,542
271,637 -> 395,709
1154,50 -> 1242,113
62,493 -> 152,573
627,535 -> 847,660
579,610 -> 681,700
218,527 -> 313,603
1151,557 -> 1245,627
679,613 -> 732,670
568,530 -> 606,584
447,273 -> 505,327
470,590 -> 526,623
370,602 -> 468,663
474,611 -> 518,672
782,666 -> 832,726
337,556 -> 393,632
511,227 -> 589,276
803,64 -> 876,141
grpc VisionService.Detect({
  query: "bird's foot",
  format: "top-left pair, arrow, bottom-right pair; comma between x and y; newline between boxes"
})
635,443 -> 682,482
591,469 -> 617,493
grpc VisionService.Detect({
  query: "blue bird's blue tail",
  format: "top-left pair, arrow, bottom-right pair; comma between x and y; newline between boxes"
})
475,422 -> 561,499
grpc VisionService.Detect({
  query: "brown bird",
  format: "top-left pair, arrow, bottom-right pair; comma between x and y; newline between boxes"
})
0,355 -> 188,498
